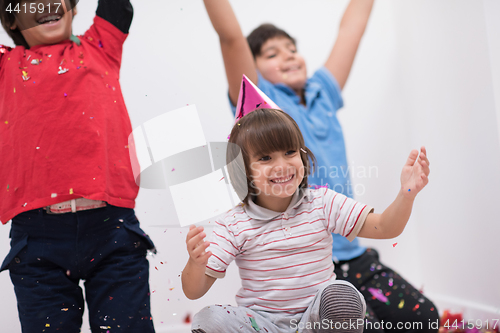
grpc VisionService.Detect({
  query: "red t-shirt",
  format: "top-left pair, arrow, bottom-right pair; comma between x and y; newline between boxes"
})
0,16 -> 139,223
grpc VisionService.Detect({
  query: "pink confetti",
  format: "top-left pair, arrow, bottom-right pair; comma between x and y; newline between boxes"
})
368,288 -> 388,303
392,242 -> 397,247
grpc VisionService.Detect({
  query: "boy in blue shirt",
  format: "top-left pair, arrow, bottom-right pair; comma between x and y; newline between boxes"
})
202,0 -> 439,331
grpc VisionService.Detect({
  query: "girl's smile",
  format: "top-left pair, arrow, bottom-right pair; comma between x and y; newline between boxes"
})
249,149 -> 305,212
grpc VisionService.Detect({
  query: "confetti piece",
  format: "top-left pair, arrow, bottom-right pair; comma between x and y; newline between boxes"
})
69,188 -> 74,194
90,258 -> 94,262
171,168 -> 175,171
249,316 -> 260,331
356,273 -> 361,279
22,70 -> 30,81
368,288 -> 388,303
58,66 -> 69,74
398,299 -> 405,309
31,59 -> 40,65
109,296 -> 113,300
45,324 -> 50,327
392,243 -> 397,247
388,278 -> 393,287
219,177 -> 224,181
98,41 -> 103,48
300,148 -> 307,154
413,304 -> 420,311
61,308 -> 69,311
51,193 -> 57,198
64,93 -> 67,97
408,189 -> 411,191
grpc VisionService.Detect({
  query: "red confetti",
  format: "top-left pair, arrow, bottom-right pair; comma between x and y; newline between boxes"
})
392,243 -> 398,247
413,304 -> 420,311
183,313 -> 191,324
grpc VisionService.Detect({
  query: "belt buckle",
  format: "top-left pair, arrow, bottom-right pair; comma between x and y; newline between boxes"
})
45,206 -> 56,214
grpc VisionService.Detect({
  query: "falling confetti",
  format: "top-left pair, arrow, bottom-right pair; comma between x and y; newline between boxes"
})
368,288 -> 388,303
398,299 -> 405,309
392,243 -> 397,247
69,188 -> 74,194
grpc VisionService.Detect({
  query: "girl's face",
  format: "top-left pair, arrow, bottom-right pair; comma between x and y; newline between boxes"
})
255,36 -> 307,96
249,148 -> 305,212
10,1 -> 76,48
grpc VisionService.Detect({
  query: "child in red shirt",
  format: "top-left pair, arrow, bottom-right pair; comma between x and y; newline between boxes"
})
0,1 -> 156,331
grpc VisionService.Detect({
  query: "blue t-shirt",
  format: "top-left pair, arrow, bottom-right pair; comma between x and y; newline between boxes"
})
230,67 -> 366,261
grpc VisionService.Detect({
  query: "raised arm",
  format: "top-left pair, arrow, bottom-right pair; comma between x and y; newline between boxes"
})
181,226 -> 216,300
96,0 -> 133,33
203,0 -> 257,105
324,0 -> 374,90
358,147 -> 430,239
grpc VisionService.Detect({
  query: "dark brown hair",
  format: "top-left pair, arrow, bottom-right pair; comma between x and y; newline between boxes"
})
247,23 -> 296,58
227,108 -> 315,204
0,0 -> 77,48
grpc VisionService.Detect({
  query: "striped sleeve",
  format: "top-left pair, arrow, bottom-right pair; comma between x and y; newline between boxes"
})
205,218 -> 240,279
322,189 -> 373,241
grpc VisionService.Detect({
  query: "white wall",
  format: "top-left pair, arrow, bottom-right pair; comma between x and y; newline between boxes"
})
1,1 -> 499,332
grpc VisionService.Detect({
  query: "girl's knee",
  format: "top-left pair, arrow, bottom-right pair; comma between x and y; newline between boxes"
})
191,305 -> 229,333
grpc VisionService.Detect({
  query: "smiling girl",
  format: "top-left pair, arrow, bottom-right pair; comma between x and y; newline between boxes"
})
182,108 -> 430,333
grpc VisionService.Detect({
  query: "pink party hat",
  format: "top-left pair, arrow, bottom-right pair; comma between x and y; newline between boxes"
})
234,74 -> 280,123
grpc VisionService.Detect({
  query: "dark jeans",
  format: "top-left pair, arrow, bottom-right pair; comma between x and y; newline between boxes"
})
334,249 -> 439,333
1,205 -> 156,333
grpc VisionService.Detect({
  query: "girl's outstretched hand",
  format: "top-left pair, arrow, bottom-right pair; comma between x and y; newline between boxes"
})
400,146 -> 430,197
186,225 -> 212,267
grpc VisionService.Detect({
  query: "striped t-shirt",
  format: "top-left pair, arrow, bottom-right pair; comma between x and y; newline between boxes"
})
205,188 -> 373,314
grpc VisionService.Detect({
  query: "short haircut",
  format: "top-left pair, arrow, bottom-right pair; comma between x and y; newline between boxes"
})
247,23 -> 296,58
0,0 -> 77,48
227,108 -> 315,204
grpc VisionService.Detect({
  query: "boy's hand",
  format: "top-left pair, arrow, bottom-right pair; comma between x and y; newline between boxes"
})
186,225 -> 212,267
400,146 -> 430,197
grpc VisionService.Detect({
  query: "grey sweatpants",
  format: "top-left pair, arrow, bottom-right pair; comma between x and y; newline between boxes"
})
191,280 -> 366,333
